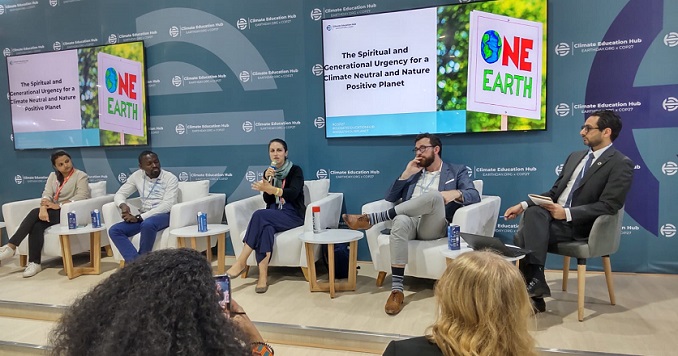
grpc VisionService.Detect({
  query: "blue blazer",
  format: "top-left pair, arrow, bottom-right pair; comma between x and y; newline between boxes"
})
385,162 -> 480,220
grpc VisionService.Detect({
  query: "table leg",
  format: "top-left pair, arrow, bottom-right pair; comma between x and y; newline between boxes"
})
347,240 -> 358,290
304,242 -> 318,292
177,236 -> 185,248
190,237 -> 198,250
217,233 -> 225,275
91,231 -> 101,274
206,236 -> 212,262
59,235 -> 75,279
328,243 -> 335,298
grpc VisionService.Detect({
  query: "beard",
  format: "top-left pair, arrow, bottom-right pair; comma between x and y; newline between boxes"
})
418,154 -> 435,168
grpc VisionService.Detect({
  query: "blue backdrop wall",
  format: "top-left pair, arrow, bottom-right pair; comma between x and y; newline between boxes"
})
0,0 -> 676,273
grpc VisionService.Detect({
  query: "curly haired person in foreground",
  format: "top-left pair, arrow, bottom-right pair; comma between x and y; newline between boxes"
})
383,251 -> 537,356
50,248 -> 272,356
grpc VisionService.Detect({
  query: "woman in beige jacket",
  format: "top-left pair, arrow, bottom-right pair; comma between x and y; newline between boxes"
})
0,150 -> 90,277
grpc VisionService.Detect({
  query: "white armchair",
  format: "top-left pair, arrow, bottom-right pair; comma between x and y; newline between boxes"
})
362,180 -> 501,285
101,180 -> 226,265
224,179 -> 343,278
1,181 -> 113,267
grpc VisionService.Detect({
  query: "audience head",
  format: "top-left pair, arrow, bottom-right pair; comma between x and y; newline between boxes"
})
138,150 -> 161,179
268,138 -> 288,165
428,251 -> 536,356
50,249 -> 250,356
50,150 -> 73,183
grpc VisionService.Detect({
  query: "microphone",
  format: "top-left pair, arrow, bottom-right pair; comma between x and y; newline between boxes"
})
267,160 -> 277,183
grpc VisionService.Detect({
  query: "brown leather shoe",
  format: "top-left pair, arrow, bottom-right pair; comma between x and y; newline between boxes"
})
384,290 -> 405,315
342,214 -> 372,230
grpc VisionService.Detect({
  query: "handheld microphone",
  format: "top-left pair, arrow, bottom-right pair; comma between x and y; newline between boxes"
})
267,160 -> 277,183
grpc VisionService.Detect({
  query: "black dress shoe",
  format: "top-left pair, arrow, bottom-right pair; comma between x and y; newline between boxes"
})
531,297 -> 546,313
526,277 -> 551,298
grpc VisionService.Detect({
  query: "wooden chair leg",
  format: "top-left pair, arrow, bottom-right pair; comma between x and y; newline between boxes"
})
577,258 -> 587,322
20,255 -> 27,267
562,256 -> 571,291
242,266 -> 250,279
602,255 -> 616,305
104,245 -> 113,257
301,267 -> 310,282
119,260 -> 125,269
376,271 -> 386,287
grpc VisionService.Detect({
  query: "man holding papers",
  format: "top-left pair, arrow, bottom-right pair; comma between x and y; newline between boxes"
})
504,110 -> 634,313
343,133 -> 480,315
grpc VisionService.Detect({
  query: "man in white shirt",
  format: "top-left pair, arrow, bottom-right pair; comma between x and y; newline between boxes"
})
109,151 -> 179,262
504,110 -> 634,313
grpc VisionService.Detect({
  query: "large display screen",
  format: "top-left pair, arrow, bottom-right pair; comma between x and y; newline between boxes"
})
7,41 -> 148,149
322,0 -> 547,138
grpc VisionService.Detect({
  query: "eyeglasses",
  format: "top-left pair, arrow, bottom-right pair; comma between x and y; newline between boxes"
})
580,125 -> 601,134
412,145 -> 434,153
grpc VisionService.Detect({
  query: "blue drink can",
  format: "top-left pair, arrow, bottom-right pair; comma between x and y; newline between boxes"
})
197,212 -> 208,232
68,211 -> 77,230
447,224 -> 460,250
91,209 -> 101,228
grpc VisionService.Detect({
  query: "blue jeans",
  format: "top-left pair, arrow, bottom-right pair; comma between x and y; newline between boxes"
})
109,213 -> 170,262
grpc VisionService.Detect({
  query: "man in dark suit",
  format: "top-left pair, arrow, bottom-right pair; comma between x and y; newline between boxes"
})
343,133 -> 480,315
504,110 -> 634,313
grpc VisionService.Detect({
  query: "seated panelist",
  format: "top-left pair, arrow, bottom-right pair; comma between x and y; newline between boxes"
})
0,150 -> 90,277
343,133 -> 480,315
108,151 -> 178,262
226,138 -> 305,294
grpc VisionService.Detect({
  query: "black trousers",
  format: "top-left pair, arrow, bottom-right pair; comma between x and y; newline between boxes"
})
8,207 -> 60,264
514,206 -> 587,266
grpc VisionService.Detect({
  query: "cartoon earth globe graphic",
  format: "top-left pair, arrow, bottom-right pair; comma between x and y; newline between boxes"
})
105,67 -> 118,93
481,30 -> 502,64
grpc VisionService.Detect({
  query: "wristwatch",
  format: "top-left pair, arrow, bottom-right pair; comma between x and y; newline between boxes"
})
135,214 -> 143,222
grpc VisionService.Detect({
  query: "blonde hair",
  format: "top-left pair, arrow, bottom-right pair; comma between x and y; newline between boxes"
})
427,251 -> 536,356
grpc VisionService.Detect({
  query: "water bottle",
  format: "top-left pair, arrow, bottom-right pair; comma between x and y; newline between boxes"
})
312,206 -> 321,233
90,210 -> 101,228
447,223 -> 460,250
68,211 -> 77,230
197,212 -> 208,232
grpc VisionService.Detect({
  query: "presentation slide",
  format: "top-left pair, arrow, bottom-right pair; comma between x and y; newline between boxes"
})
7,42 -> 147,149
322,0 -> 546,138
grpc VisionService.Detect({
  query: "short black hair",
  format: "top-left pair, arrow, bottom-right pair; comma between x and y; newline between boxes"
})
138,150 -> 158,164
590,110 -> 623,142
414,133 -> 443,156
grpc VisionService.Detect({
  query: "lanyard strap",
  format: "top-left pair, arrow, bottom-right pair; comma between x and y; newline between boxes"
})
53,169 -> 75,202
142,174 -> 161,203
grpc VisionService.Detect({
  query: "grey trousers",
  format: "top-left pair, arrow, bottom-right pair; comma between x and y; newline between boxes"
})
390,191 -> 447,265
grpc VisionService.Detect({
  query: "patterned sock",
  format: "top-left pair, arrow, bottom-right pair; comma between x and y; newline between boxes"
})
368,208 -> 397,225
391,266 -> 405,292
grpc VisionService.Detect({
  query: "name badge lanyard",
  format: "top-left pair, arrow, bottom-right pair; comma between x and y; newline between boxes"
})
53,169 -> 76,203
142,175 -> 160,210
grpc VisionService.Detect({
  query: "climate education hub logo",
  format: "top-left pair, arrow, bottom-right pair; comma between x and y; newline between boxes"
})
169,26 -> 180,38
313,117 -> 325,129
0,5 -> 5,15
662,161 -> 678,176
316,169 -> 328,179
554,103 -> 570,116
242,121 -> 253,133
554,43 -> 570,56
117,173 -> 128,184
53,41 -> 62,51
237,18 -> 248,30
664,32 -> 678,47
662,97 -> 678,112
108,34 -> 118,44
311,64 -> 323,76
310,8 -> 322,21
660,223 -> 676,238
14,175 -> 23,184
239,71 -> 250,83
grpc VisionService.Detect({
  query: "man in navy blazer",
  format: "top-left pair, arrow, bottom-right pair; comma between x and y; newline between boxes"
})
343,133 -> 480,315
504,110 -> 634,313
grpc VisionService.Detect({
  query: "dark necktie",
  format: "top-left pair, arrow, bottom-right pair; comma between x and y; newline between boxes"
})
565,153 -> 595,207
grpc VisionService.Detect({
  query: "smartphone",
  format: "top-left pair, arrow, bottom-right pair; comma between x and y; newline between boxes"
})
213,274 -> 231,312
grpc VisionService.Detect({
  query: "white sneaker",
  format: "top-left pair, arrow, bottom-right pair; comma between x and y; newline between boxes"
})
23,262 -> 42,278
0,246 -> 16,261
